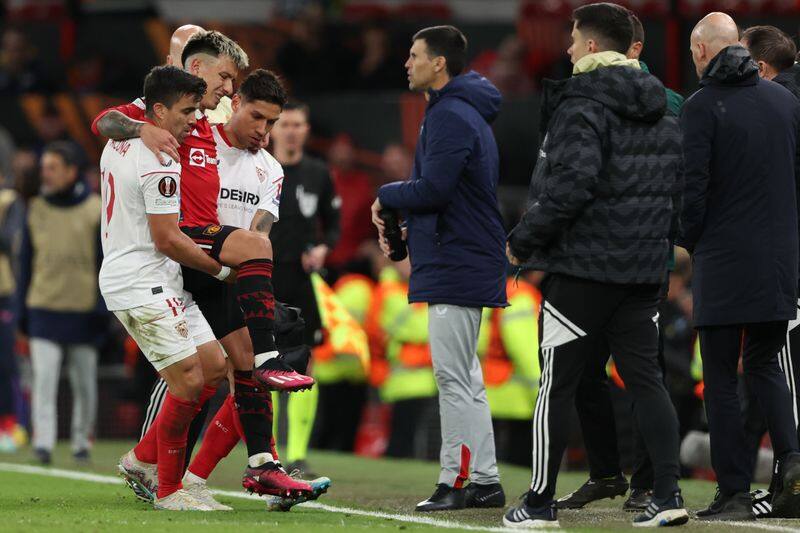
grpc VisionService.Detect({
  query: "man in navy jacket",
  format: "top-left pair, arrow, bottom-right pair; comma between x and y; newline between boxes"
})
371,25 -> 508,512
678,12 -> 800,520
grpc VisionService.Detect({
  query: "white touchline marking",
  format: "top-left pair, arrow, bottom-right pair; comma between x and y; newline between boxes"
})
724,523 -> 800,533
0,463 -> 516,532
2,463 -> 799,533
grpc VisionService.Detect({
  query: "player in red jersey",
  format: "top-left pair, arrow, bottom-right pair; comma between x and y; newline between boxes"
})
93,30 -> 314,503
91,30 -> 313,393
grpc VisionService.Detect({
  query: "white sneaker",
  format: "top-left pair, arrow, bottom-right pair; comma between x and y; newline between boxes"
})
183,479 -> 233,511
154,489 -> 214,511
118,450 -> 158,502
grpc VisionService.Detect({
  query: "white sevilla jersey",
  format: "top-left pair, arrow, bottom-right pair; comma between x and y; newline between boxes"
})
98,138 -> 184,311
212,124 -> 283,229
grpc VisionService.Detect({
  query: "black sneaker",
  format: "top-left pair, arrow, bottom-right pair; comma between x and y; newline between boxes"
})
555,474 -> 629,509
285,460 -> 318,480
464,482 -> 505,508
73,449 -> 90,464
34,448 -> 51,465
633,490 -> 689,527
696,489 -> 754,521
751,489 -> 773,518
502,495 -> 558,529
771,452 -> 800,518
624,488 -> 653,512
415,484 -> 465,512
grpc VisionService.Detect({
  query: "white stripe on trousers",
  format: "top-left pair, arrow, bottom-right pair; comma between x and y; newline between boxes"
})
140,378 -> 168,440
531,346 -> 553,493
779,335 -> 799,431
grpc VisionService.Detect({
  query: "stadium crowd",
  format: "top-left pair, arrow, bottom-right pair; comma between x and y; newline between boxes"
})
2,0 -> 800,528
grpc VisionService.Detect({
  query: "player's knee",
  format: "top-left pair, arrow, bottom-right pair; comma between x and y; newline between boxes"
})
170,359 -> 204,401
241,231 -> 271,260
204,354 -> 228,387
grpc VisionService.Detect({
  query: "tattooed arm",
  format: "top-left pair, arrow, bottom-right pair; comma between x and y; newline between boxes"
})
96,110 -> 144,139
250,209 -> 276,236
95,111 -> 180,164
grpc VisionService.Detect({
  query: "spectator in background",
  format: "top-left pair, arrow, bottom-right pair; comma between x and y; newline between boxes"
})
473,35 -> 534,97
276,7 -> 342,94
0,126 -> 16,182
270,101 -> 341,475
11,148 -> 40,203
17,141 -> 104,465
326,134 -> 375,280
33,104 -> 85,160
0,173 -> 24,452
353,24 -> 404,91
379,143 -> 412,185
0,27 -> 51,94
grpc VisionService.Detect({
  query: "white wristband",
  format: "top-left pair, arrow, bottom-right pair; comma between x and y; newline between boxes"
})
214,265 -> 231,281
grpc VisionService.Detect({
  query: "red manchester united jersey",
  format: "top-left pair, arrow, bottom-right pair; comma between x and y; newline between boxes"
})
92,98 -> 221,228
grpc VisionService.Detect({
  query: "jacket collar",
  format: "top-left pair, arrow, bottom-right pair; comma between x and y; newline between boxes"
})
572,51 -> 641,75
700,45 -> 759,87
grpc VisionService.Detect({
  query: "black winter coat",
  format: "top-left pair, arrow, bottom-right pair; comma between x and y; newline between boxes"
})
676,46 -> 800,327
508,64 -> 682,285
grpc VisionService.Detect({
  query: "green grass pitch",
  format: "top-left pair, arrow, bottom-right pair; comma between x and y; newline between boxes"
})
0,441 -> 795,532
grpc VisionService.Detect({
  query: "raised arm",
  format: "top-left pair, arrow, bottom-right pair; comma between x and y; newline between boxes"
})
92,104 -> 180,165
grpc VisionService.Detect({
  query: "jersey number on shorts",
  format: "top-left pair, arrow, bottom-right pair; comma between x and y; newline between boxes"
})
101,169 -> 116,237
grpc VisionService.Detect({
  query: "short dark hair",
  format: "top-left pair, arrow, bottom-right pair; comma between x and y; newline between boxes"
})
238,69 -> 288,108
43,141 -> 81,170
282,100 -> 310,119
412,25 -> 468,78
181,30 -> 249,70
572,2 -> 634,55
143,65 -> 207,115
742,25 -> 796,72
629,12 -> 645,45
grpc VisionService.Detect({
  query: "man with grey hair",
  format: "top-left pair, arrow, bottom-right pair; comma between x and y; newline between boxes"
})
679,11 -> 800,520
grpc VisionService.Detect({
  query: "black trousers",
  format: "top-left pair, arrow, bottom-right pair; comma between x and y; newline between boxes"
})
700,321 -> 799,494
529,274 -> 680,506
385,397 -> 438,459
0,297 -> 17,417
575,329 -> 670,489
312,382 -> 367,452
743,315 -> 800,491
272,261 -> 323,347
494,418 -> 534,467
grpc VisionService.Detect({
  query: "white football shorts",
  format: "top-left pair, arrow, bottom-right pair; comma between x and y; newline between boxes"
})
113,295 -> 216,371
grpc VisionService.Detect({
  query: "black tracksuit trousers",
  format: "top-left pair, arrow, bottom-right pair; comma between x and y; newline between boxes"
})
528,274 -> 680,507
575,328 -> 669,489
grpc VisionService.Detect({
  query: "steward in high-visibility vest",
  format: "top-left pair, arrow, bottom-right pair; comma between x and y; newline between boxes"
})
313,273 -> 373,385
477,279 -> 541,420
365,265 -> 438,458
367,266 -> 437,403
277,273 -> 370,462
